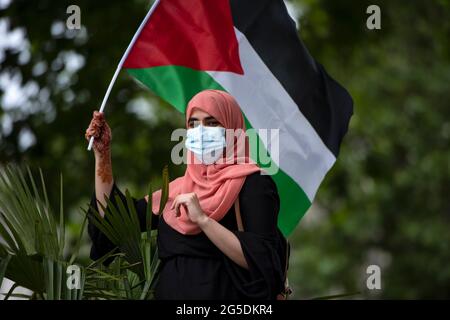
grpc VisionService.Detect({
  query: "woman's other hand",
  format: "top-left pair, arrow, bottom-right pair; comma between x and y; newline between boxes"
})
171,193 -> 208,225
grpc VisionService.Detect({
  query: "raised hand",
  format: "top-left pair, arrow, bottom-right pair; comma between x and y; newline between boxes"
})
85,111 -> 112,157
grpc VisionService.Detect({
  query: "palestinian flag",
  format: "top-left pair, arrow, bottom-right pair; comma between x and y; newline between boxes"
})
123,0 -> 353,236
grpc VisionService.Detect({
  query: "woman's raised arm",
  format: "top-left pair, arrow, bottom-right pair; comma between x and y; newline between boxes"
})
85,110 -> 114,217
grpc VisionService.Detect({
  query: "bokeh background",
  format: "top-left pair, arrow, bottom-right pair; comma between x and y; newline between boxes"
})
0,0 -> 449,299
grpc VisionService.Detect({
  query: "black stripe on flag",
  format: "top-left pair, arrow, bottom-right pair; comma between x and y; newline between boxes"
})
229,0 -> 353,157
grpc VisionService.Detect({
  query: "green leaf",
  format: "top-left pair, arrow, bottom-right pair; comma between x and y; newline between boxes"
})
146,182 -> 153,233
0,254 -> 12,288
312,291 -> 361,300
3,282 -> 19,300
158,165 -> 169,216
58,173 -> 65,259
69,213 -> 88,265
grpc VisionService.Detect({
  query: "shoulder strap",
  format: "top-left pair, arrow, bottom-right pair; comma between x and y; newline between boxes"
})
233,198 -> 292,298
234,197 -> 244,232
283,239 -> 292,296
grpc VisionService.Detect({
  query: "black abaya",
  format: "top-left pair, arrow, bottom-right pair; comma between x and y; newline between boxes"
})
88,172 -> 287,300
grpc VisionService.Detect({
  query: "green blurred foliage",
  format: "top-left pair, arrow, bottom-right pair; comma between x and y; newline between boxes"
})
0,0 -> 186,274
0,0 -> 449,298
0,0 -> 186,208
288,0 -> 450,299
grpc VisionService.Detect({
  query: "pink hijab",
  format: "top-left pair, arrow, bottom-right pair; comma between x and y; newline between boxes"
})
148,89 -> 261,235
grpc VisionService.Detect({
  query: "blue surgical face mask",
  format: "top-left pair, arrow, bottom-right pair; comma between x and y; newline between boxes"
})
185,124 -> 226,165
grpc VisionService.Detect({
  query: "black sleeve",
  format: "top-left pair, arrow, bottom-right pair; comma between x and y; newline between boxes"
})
87,181 -> 159,262
222,173 -> 285,300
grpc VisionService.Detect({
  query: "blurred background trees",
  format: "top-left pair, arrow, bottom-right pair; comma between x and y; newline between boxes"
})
1,0 -> 449,298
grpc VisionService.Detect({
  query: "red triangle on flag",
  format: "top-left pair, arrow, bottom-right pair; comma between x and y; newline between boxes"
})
124,0 -> 244,75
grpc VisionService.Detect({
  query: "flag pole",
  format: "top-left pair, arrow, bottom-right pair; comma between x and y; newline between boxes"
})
87,0 -> 161,151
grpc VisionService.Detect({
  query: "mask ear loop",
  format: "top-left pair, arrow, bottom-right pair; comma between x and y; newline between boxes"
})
199,124 -> 204,164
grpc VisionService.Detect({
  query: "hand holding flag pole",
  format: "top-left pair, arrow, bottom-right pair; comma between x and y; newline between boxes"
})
87,0 -> 161,150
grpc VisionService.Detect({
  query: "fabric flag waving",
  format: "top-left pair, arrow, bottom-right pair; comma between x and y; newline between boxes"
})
123,0 -> 353,237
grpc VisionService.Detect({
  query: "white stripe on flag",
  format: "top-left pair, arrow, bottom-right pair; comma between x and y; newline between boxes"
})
207,28 -> 336,201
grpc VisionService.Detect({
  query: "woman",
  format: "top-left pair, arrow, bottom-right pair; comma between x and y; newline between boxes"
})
85,89 -> 287,300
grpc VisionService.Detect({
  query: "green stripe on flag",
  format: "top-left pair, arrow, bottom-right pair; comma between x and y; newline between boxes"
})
127,66 -> 220,113
242,116 -> 311,236
126,66 -> 311,236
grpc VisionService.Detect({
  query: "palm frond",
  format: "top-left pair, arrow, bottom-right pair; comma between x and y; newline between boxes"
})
0,164 -> 63,260
0,253 -> 11,288
1,164 -> 170,300
43,258 -> 85,300
87,193 -> 143,278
